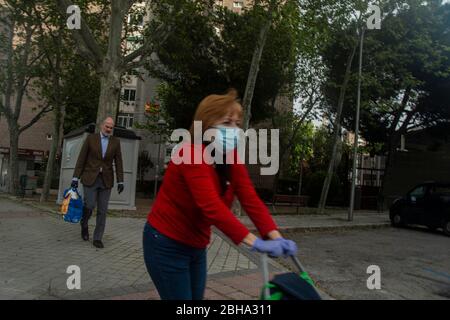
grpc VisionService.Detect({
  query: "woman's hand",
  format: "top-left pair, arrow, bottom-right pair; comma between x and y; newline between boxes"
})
242,232 -> 298,257
251,238 -> 285,257
274,238 -> 298,256
266,230 -> 297,256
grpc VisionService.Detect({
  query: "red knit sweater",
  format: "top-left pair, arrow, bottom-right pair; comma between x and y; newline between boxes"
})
147,143 -> 278,249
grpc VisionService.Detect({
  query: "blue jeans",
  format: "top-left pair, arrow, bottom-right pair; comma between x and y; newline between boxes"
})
142,222 -> 207,300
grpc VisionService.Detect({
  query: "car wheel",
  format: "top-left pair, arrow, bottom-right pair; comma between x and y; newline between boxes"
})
443,220 -> 450,237
391,213 -> 404,227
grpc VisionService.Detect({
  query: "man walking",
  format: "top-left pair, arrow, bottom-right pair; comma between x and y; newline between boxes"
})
71,117 -> 124,248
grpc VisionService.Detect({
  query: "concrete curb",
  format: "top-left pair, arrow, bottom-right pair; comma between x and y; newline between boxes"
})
247,223 -> 391,235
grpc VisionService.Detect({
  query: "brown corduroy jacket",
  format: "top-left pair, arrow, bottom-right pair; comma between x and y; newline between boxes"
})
73,133 -> 124,188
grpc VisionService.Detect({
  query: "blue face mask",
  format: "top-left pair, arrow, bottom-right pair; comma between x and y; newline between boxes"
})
213,126 -> 239,154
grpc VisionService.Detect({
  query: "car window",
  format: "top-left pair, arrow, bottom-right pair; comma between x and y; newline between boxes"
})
410,186 -> 426,198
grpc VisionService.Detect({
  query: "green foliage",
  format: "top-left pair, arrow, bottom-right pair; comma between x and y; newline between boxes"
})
308,125 -> 335,173
146,0 -> 302,129
304,170 -> 340,206
286,121 -> 314,176
0,1 -> 44,109
62,57 -> 100,133
322,0 -> 450,152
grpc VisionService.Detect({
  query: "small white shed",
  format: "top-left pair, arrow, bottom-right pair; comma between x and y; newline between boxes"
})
57,124 -> 141,210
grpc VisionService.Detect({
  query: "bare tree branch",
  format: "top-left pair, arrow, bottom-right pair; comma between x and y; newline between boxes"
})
388,86 -> 412,134
19,104 -> 53,133
21,76 -> 33,94
125,54 -> 161,71
398,106 -> 419,134
55,0 -> 104,68
123,24 -> 171,69
25,51 -> 45,70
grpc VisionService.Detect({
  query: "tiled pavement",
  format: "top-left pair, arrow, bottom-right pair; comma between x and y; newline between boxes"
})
0,195 -> 388,300
0,197 -> 283,300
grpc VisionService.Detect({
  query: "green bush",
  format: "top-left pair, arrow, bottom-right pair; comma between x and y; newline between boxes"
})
303,171 -> 340,206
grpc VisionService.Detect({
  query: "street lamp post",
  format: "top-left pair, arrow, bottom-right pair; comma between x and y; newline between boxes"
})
348,26 -> 365,221
153,119 -> 167,199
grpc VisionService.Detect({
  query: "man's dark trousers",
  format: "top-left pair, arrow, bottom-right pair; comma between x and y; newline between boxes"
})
80,174 -> 112,241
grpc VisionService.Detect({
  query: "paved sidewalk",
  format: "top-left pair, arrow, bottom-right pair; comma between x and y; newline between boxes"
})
0,197 -> 284,300
0,195 -> 388,300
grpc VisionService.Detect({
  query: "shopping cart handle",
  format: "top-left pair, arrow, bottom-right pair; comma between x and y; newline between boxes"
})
261,253 -> 271,299
291,255 -> 305,273
260,254 -> 305,283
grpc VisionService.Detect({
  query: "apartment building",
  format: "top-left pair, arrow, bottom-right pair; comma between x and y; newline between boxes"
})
216,0 -> 253,12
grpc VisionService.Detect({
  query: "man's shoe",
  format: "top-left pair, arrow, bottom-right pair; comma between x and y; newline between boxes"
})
93,240 -> 104,249
81,227 -> 89,241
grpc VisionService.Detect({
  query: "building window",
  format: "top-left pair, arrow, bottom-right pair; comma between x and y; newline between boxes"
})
127,12 -> 144,26
122,89 -> 136,102
233,1 -> 243,8
117,113 -> 134,129
46,134 -> 53,141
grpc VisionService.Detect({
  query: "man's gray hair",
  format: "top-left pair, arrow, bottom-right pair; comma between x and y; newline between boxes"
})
103,116 -> 115,125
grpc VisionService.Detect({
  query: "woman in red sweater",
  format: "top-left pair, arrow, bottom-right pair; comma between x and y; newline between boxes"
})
143,89 -> 297,300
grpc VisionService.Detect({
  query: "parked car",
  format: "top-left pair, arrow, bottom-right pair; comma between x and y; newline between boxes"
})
389,182 -> 450,236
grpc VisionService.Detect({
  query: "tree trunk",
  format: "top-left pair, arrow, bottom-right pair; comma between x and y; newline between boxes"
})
379,87 -> 412,210
96,69 -> 122,127
40,30 -> 64,202
8,123 -> 20,195
242,4 -> 274,130
40,108 -> 63,202
317,35 -> 359,214
95,1 -> 125,127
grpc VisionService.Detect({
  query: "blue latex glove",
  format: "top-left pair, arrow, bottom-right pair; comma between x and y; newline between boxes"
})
274,238 -> 298,256
251,238 -> 284,257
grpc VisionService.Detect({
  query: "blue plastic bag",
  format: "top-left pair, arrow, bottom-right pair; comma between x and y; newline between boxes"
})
62,188 -> 83,223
